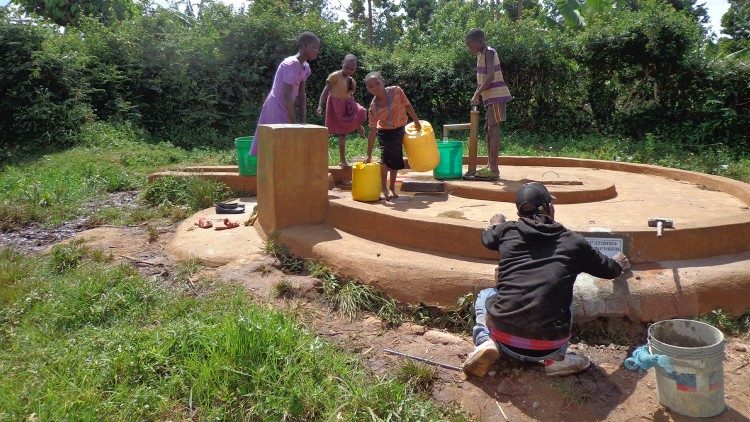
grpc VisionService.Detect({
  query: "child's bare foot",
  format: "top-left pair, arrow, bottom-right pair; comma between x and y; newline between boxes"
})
389,188 -> 399,199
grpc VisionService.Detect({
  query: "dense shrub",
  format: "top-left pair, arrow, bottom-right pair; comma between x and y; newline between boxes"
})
0,22 -> 93,150
0,0 -> 747,152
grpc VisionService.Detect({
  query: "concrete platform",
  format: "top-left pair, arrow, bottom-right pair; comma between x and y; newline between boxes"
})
155,155 -> 750,321
167,199 -> 263,267
329,158 -> 750,263
271,224 -> 750,321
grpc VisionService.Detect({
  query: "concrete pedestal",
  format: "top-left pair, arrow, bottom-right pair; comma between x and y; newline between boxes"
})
256,124 -> 329,233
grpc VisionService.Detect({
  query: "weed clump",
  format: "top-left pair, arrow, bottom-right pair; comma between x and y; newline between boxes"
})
142,176 -> 230,212
273,279 -> 297,299
395,361 -> 437,394
49,240 -> 89,273
264,234 -> 304,274
697,309 -> 750,338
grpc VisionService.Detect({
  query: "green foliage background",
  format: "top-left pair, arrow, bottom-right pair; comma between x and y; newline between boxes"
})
1,0 -> 748,153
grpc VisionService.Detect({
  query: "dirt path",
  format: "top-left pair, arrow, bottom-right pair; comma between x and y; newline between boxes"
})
47,225 -> 750,421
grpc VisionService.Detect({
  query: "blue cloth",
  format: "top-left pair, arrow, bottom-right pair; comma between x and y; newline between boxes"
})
624,345 -> 673,372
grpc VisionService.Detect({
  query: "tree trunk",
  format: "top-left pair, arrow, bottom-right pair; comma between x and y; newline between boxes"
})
367,0 -> 373,45
517,0 -> 524,20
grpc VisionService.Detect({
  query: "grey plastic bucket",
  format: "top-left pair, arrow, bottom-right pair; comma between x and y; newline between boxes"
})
648,319 -> 725,417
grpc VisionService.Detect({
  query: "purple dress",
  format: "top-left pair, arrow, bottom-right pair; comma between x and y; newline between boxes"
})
251,56 -> 312,156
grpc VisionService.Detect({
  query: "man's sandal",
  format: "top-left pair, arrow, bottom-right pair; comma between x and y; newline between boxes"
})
216,202 -> 245,214
464,167 -> 499,181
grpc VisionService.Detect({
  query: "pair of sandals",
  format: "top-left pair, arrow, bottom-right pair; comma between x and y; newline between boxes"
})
196,218 -> 240,230
464,167 -> 499,182
216,202 -> 246,214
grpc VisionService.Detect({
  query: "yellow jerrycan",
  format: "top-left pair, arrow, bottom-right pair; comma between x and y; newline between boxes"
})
403,120 -> 439,172
352,162 -> 381,202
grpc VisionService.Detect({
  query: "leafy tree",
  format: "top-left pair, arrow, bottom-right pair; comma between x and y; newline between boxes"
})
722,0 -> 749,42
666,0 -> 709,24
289,0 -> 327,16
502,0 -> 544,20
347,0 -> 402,45
12,0 -> 142,26
404,0 -> 435,29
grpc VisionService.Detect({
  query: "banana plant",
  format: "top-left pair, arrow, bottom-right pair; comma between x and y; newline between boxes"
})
554,0 -> 629,28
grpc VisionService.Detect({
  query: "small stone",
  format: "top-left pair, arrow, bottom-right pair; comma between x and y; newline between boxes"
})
733,344 -> 749,352
400,322 -> 427,336
423,330 -> 465,345
532,401 -> 540,409
488,370 -> 496,377
647,382 -> 654,389
607,344 -> 616,350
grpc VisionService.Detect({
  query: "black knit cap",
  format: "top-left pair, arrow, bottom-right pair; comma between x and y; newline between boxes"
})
515,182 -> 556,215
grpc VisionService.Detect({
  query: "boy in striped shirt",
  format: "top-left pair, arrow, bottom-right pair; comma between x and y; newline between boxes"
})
466,28 -> 512,181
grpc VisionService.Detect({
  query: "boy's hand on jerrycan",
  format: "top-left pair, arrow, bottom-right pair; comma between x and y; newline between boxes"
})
414,120 -> 422,132
364,155 -> 372,164
316,106 -> 323,117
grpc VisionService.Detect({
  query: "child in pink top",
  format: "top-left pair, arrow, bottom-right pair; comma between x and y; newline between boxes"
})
251,32 -> 320,156
364,71 -> 421,202
316,54 -> 367,168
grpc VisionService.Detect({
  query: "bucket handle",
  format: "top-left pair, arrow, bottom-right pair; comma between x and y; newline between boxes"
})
624,345 -> 674,372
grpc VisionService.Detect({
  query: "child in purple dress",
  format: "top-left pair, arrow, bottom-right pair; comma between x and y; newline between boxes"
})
251,32 -> 320,156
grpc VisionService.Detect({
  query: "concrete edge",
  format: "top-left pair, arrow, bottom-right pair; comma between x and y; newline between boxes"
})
265,223 -> 750,321
327,198 -> 750,262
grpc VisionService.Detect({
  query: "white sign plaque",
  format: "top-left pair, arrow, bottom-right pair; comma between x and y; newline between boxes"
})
584,237 -> 624,258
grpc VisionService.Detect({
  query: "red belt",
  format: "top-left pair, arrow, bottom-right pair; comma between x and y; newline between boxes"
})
488,322 -> 570,351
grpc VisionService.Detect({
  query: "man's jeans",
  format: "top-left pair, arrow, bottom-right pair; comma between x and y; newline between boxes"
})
473,288 -> 568,363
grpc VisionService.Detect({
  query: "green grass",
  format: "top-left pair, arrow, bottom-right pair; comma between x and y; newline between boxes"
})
0,248 -> 469,421
264,233 -> 305,274
141,175 -> 230,212
395,361 -> 438,394
697,309 -> 750,339
305,259 -> 472,330
273,278 -> 297,299
0,122 -> 232,229
549,377 -> 593,407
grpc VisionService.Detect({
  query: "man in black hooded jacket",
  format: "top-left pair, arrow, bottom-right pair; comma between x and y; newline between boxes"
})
462,182 -> 630,377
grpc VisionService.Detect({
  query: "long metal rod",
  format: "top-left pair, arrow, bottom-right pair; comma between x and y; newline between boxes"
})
468,106 -> 480,175
383,348 -> 463,371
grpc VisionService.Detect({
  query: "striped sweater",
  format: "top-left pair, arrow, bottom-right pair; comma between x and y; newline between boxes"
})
476,46 -> 512,105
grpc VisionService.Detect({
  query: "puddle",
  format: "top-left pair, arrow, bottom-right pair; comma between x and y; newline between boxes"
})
437,210 -> 468,220
0,191 -> 139,254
